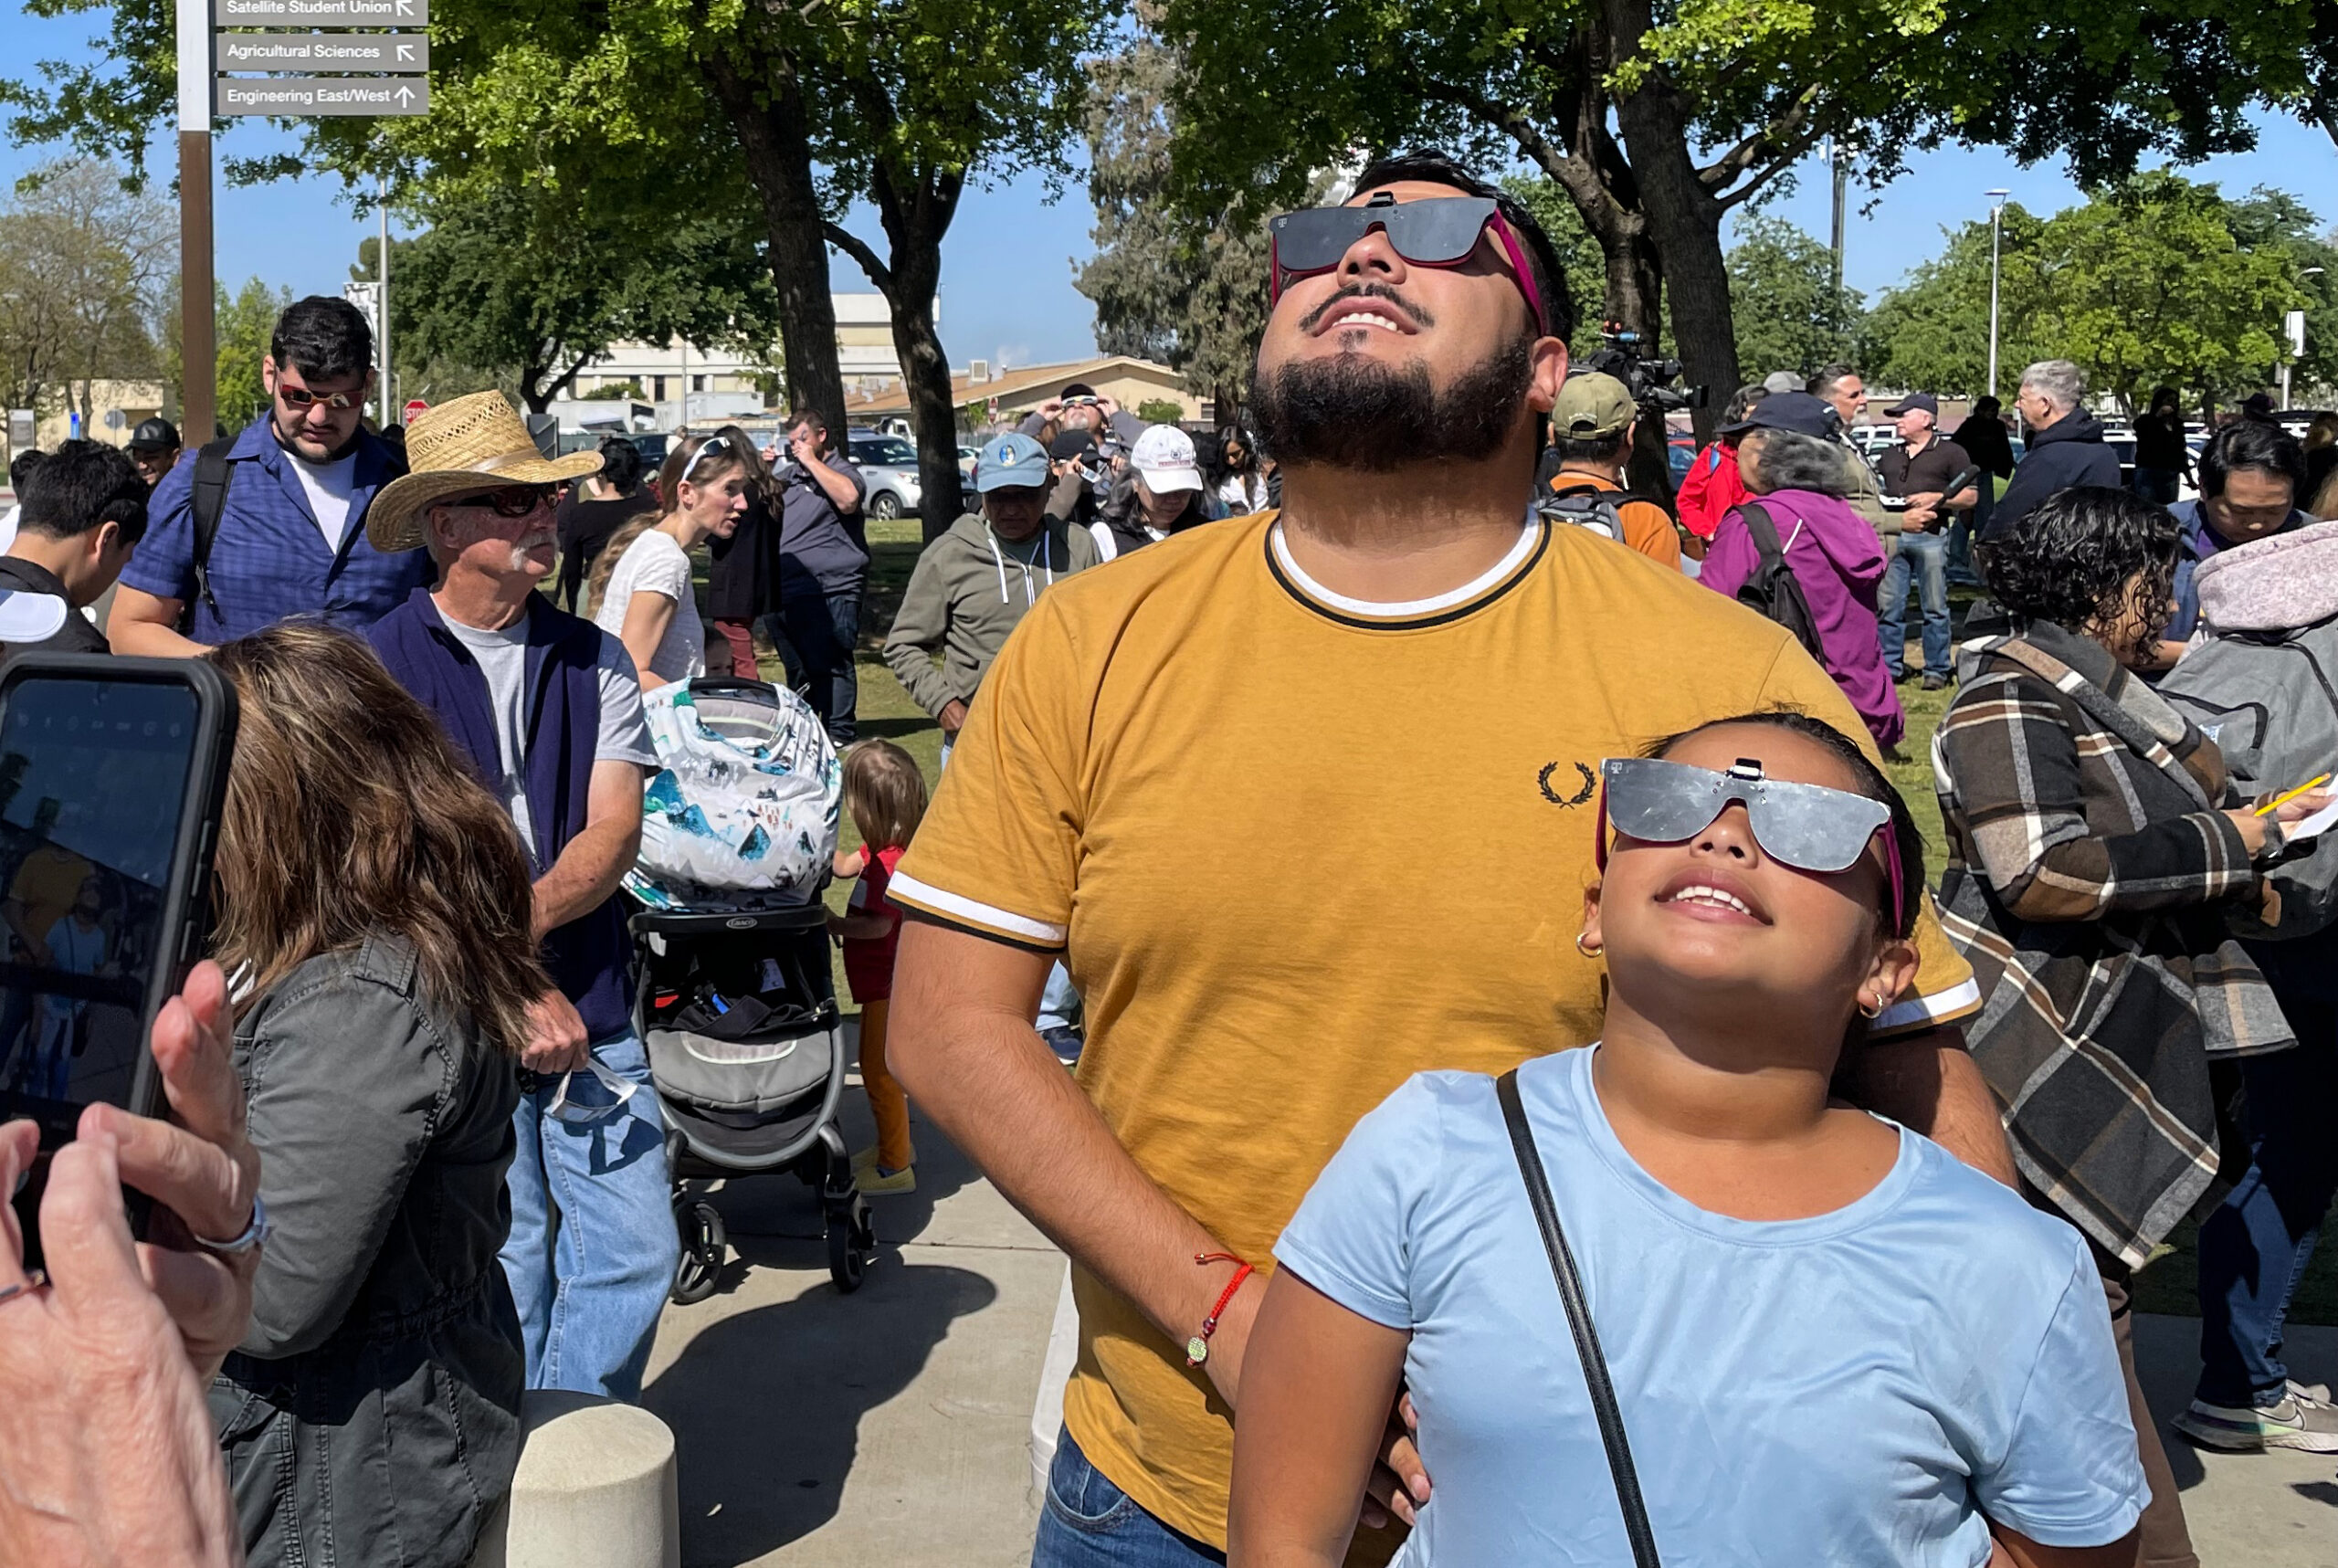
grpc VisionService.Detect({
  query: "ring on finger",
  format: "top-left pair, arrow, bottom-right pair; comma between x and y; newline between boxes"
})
0,1269 -> 47,1305
189,1195 -> 270,1258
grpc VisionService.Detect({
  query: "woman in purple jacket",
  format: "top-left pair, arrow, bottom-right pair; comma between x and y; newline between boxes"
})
1700,395 -> 1906,749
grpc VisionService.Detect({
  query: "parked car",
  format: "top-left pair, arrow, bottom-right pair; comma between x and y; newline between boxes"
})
847,430 -> 923,521
958,443 -> 981,484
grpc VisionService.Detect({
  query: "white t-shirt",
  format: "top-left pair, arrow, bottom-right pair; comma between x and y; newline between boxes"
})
436,608 -> 658,859
593,528 -> 705,689
289,452 -> 360,553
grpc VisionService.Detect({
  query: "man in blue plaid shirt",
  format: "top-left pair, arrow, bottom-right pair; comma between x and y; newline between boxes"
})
109,296 -> 427,654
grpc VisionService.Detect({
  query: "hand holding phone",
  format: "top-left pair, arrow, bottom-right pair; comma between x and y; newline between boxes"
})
0,656 -> 237,1272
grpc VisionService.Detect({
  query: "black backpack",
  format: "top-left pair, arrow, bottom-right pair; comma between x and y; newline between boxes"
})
179,437 -> 240,636
1731,502 -> 1827,663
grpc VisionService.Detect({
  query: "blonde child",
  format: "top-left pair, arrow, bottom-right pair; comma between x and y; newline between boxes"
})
831,741 -> 928,1196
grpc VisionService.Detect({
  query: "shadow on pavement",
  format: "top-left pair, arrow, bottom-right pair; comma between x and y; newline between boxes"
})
642,1258 -> 999,1565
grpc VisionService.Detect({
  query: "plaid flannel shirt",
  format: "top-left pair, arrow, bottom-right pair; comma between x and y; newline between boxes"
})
1933,619 -> 2292,1268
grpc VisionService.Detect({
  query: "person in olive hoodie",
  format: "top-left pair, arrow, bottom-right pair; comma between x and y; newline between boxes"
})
883,432 -> 1099,755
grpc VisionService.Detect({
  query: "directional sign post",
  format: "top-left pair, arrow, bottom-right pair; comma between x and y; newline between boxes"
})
216,33 -> 427,69
216,78 -> 427,114
215,0 -> 427,22
184,0 -> 432,437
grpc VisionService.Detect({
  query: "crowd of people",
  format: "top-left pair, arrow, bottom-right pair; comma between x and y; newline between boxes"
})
1,143 -> 2334,1568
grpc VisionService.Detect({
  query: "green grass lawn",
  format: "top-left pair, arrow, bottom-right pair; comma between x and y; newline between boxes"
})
699,530 -> 2331,1324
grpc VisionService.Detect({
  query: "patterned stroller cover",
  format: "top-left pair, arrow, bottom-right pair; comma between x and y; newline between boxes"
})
625,678 -> 841,913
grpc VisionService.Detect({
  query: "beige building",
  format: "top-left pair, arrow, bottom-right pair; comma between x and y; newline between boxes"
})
31,380 -> 169,451
844,355 -> 1208,429
572,292 -> 929,416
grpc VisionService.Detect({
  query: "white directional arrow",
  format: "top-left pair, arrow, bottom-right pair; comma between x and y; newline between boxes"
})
395,0 -> 415,14
396,43 -> 415,60
395,83 -> 416,106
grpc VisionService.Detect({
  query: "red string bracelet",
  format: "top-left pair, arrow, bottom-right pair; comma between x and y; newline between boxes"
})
1187,1252 -> 1253,1368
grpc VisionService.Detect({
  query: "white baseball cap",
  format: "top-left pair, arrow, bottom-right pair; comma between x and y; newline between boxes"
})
1130,426 -> 1204,495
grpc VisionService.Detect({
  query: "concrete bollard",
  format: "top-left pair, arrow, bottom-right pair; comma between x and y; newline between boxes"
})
469,1390 -> 679,1568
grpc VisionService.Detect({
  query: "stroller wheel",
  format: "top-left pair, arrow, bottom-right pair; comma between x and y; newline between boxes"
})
827,1211 -> 867,1294
672,1201 -> 728,1306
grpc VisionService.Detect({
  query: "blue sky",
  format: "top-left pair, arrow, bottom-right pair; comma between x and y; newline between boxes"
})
7,4 -> 2336,370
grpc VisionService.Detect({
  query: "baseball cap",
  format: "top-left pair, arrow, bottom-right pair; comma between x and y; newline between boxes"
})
1047,429 -> 1099,462
974,432 -> 1050,493
1883,392 -> 1938,418
127,416 -> 180,453
1553,373 -> 1635,441
1130,426 -> 1204,495
0,590 -> 69,645
1761,371 -> 1804,395
1720,390 -> 1838,438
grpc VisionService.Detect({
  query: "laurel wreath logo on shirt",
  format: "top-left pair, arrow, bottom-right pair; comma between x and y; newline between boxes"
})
1537,761 -> 1597,807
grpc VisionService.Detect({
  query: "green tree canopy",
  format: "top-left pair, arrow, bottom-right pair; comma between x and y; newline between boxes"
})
1867,174 -> 2325,413
1723,217 -> 1864,386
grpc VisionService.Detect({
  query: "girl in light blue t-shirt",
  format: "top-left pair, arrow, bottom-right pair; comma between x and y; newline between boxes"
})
1230,711 -> 2146,1568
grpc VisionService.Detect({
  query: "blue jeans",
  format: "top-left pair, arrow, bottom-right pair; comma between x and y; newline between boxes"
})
1878,528 -> 1952,678
500,1029 -> 679,1401
2195,1003 -> 2338,1408
1032,1427 -> 1225,1567
2133,468 -> 2181,505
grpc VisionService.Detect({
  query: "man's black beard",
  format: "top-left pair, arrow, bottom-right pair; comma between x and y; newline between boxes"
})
1248,329 -> 1534,473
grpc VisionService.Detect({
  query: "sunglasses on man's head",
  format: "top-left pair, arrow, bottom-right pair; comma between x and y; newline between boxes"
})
1596,755 -> 1904,932
276,383 -> 365,412
448,483 -> 555,518
1267,194 -> 1549,336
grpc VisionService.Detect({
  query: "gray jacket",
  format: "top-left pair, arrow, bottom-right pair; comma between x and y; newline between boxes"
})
2159,518 -> 2338,954
881,511 -> 1100,719
211,933 -> 523,1568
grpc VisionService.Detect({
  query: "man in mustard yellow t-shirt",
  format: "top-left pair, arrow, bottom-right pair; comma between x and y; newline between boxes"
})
889,150 -> 2006,1568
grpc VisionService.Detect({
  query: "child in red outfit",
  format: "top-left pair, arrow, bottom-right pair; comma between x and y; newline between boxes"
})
831,741 -> 929,1195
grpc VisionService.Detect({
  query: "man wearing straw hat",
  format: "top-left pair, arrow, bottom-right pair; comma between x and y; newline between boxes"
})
366,391 -> 679,1402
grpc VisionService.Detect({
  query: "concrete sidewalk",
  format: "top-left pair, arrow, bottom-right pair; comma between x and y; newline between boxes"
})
644,1043 -> 2337,1566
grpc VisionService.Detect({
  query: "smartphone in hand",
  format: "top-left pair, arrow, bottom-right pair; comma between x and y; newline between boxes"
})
0,655 -> 237,1269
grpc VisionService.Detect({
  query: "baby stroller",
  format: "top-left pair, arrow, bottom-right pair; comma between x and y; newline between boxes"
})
626,677 -> 876,1301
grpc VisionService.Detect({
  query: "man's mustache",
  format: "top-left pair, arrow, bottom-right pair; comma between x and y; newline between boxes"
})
1299,282 -> 1433,335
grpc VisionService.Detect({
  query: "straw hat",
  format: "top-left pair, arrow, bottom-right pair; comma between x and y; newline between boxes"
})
365,391 -> 605,553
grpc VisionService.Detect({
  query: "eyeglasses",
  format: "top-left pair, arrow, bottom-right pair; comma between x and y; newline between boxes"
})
1267,195 -> 1550,337
275,382 -> 366,412
679,435 -> 731,486
1596,755 -> 1905,932
448,483 -> 554,518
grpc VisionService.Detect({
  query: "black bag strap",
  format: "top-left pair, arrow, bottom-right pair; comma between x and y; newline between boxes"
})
1496,1068 -> 1662,1568
1738,500 -> 1786,568
181,436 -> 239,634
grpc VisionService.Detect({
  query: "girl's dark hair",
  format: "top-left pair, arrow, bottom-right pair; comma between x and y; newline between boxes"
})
1644,709 -> 1924,939
596,436 -> 646,497
1981,484 -> 2180,659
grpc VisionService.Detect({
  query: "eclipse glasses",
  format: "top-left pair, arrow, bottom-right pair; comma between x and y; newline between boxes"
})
1268,194 -> 1550,337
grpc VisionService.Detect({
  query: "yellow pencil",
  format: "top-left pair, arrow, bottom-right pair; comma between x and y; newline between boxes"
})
2256,774 -> 2333,816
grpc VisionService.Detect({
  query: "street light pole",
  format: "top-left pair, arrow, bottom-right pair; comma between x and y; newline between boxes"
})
378,174 -> 392,427
1985,188 -> 2010,402
2281,267 -> 2324,411
176,0 -> 215,441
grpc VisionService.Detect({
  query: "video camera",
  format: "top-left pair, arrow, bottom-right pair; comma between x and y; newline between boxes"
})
1580,324 -> 1708,416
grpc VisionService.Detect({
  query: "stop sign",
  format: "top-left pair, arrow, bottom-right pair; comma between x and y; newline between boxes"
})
403,398 -> 428,426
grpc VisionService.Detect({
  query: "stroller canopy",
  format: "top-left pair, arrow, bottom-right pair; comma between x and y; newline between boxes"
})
627,678 -> 840,912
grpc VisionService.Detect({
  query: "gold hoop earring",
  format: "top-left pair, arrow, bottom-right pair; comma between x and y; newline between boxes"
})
1574,932 -> 1602,958
1857,994 -> 1884,1020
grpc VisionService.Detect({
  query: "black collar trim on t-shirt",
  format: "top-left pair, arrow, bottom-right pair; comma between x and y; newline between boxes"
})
1263,515 -> 1551,632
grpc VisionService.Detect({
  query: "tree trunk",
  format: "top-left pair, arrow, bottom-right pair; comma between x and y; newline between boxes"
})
829,160 -> 968,541
1606,2 -> 1741,446
701,49 -> 848,440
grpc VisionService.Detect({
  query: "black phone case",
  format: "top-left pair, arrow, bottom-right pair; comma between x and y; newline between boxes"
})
2,655 -> 238,1263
